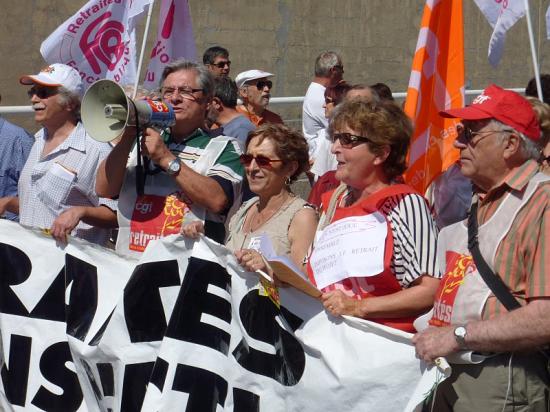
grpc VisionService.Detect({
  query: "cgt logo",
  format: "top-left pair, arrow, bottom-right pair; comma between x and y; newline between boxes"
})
80,12 -> 125,74
135,201 -> 153,215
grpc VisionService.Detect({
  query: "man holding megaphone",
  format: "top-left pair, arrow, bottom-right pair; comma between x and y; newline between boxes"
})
95,60 -> 244,257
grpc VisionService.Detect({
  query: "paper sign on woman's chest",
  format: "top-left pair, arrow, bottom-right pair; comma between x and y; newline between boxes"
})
310,212 -> 387,290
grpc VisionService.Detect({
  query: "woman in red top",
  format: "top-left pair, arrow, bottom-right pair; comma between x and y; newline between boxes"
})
307,100 -> 440,332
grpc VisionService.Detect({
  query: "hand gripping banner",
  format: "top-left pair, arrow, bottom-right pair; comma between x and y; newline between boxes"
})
0,220 -> 444,411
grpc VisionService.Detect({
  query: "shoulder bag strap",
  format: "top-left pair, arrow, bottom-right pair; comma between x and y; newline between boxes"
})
467,202 -> 521,311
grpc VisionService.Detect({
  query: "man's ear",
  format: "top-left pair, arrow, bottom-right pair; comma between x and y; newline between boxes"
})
373,144 -> 391,166
502,133 -> 522,160
238,87 -> 248,100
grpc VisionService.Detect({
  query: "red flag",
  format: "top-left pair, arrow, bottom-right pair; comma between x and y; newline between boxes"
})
404,0 -> 465,194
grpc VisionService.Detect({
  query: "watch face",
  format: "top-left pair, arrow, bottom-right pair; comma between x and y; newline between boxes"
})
168,159 -> 180,174
455,326 -> 466,338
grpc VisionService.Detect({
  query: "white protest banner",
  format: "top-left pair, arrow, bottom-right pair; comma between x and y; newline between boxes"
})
546,5 -> 550,39
473,0 -> 526,66
0,220 -> 444,411
143,0 -> 197,89
40,0 -> 152,89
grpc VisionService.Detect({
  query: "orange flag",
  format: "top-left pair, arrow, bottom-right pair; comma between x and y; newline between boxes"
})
404,0 -> 464,194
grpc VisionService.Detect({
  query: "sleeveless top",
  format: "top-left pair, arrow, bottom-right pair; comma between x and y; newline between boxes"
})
225,195 -> 310,257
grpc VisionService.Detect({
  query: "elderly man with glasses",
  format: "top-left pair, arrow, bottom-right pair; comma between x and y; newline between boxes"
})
413,85 -> 550,411
0,63 -> 117,245
96,59 -> 244,257
202,45 -> 231,78
235,70 -> 283,127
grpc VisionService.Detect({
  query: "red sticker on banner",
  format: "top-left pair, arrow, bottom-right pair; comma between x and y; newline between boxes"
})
129,193 -> 190,252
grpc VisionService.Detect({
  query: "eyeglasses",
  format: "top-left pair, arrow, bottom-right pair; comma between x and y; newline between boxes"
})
331,132 -> 372,148
27,86 -> 58,99
457,125 -> 512,145
239,153 -> 283,167
161,86 -> 204,100
210,60 -> 231,68
248,80 -> 273,90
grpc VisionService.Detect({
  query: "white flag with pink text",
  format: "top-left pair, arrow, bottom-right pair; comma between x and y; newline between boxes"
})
473,0 -> 526,66
143,0 -> 197,90
40,0 -> 152,90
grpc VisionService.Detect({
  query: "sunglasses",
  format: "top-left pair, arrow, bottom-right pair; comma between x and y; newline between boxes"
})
331,132 -> 372,148
211,60 -> 231,68
457,125 -> 512,145
239,153 -> 283,167
250,80 -> 273,90
27,86 -> 58,99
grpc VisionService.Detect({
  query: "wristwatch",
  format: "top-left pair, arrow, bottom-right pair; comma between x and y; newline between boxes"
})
453,325 -> 468,349
166,157 -> 181,176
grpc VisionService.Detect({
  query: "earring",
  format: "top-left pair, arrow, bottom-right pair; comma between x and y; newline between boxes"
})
285,177 -> 292,186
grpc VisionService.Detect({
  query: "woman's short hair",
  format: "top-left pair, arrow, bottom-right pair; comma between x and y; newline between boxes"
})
325,81 -> 352,105
329,100 -> 412,180
245,124 -> 310,183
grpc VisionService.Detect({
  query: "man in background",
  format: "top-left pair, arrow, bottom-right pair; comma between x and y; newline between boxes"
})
0,92 -> 34,221
236,69 -> 283,126
203,45 -> 231,78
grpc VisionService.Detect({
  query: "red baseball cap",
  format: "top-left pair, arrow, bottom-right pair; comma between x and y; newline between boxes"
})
440,84 -> 541,141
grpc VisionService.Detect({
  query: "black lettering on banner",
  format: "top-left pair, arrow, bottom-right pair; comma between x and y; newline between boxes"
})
0,243 -> 33,316
123,260 -> 181,343
233,291 -> 305,386
65,254 -> 99,341
172,364 -> 228,411
80,359 -> 103,404
120,362 -> 155,412
0,334 -> 32,406
149,356 -> 169,392
164,257 -> 232,355
31,342 -> 83,411
233,387 -> 260,412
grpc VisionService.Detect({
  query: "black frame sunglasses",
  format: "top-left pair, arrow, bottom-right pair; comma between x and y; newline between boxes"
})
211,60 -> 231,69
27,86 -> 58,99
252,80 -> 273,90
331,132 -> 372,148
239,153 -> 283,167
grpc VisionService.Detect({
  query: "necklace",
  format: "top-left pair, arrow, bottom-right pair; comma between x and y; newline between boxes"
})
246,193 -> 294,233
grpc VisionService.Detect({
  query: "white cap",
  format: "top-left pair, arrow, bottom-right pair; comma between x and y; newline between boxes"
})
20,63 -> 83,97
235,69 -> 274,89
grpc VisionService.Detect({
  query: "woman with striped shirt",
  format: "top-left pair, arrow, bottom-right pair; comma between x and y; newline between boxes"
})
307,100 -> 440,332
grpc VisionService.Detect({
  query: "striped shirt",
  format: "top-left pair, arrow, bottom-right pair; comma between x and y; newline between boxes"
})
18,122 -> 117,245
477,160 -> 550,319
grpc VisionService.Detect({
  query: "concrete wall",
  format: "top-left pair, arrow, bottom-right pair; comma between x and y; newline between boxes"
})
1,0 -> 550,133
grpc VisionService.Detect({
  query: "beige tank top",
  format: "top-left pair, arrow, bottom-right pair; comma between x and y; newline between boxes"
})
225,196 -> 310,257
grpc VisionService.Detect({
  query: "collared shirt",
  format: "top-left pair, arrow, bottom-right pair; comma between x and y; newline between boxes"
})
302,81 -> 328,150
477,160 -> 550,319
0,117 -> 34,221
18,122 -> 117,245
236,105 -> 284,127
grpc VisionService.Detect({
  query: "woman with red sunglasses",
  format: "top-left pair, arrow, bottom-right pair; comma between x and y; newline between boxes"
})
182,123 -> 317,278
306,99 -> 440,332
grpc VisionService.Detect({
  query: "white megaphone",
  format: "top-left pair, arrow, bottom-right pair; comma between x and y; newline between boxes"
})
81,79 -> 175,142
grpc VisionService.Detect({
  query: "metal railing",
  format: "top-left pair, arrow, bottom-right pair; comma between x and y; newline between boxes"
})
0,88 -> 526,115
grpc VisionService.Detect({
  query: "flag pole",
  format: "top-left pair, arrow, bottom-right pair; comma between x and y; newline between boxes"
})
133,0 -> 156,99
524,0 -> 543,100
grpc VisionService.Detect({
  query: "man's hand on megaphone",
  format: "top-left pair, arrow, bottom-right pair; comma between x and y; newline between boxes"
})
141,127 -> 174,169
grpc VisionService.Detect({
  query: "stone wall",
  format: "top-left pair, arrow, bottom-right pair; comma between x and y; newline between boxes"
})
1,0 -> 550,133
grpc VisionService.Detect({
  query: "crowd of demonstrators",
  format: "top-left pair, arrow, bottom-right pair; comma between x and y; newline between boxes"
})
95,59 -> 244,258
414,85 -> 550,411
0,63 -> 117,245
203,45 -> 231,78
302,51 -> 344,152
206,77 -> 255,148
183,123 -> 318,278
307,100 -> 440,332
1,43 -> 550,410
0,92 -> 34,221
235,69 -> 284,126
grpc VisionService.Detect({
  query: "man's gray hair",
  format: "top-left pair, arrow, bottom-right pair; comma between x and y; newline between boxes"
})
159,59 -> 214,98
490,119 -> 541,161
57,86 -> 81,119
314,51 -> 342,77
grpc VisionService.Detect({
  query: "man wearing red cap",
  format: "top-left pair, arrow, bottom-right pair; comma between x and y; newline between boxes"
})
413,85 -> 550,411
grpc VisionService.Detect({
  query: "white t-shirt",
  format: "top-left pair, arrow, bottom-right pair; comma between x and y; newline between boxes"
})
302,82 -> 328,155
